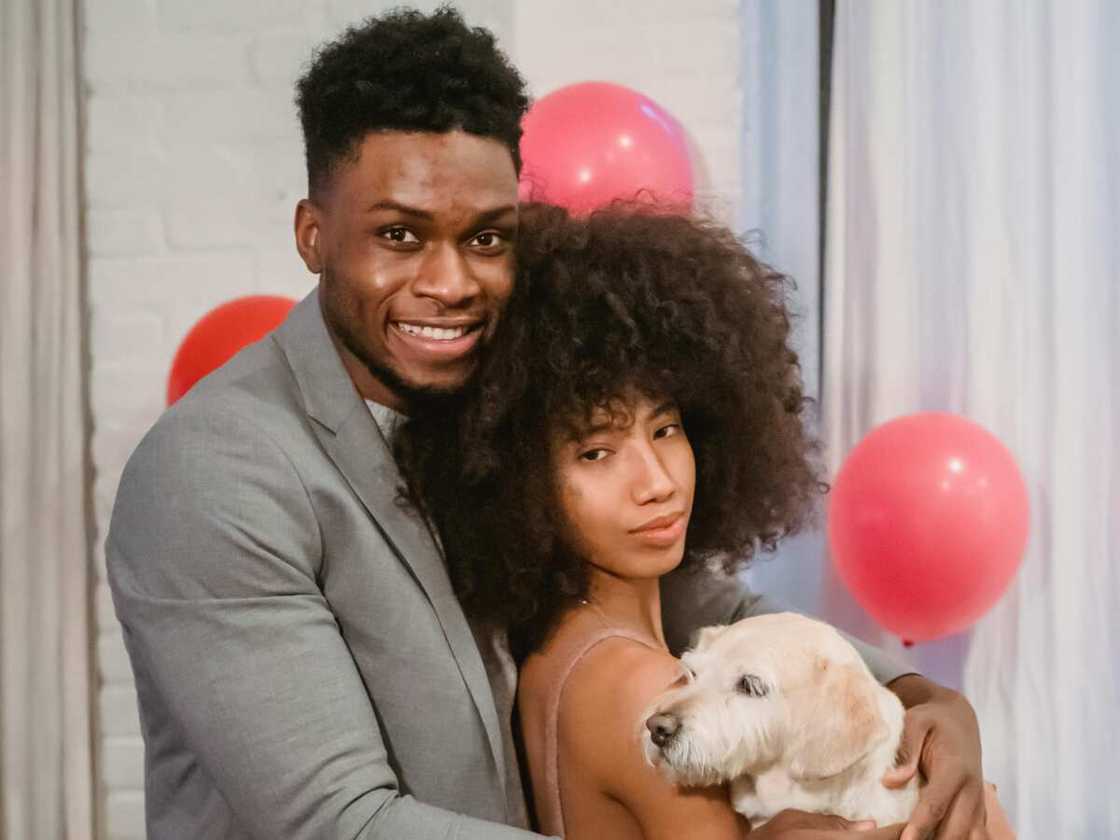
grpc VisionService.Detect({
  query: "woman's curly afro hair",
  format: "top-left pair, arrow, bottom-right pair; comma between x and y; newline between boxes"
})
396,203 -> 824,654
295,5 -> 529,194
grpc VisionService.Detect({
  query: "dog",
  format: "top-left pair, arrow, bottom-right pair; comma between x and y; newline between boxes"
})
642,612 -> 918,828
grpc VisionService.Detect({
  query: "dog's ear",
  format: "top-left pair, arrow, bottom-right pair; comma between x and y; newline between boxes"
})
688,624 -> 728,652
785,658 -> 889,781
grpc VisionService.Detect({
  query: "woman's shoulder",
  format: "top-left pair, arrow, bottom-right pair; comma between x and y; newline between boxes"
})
522,613 -> 682,717
566,634 -> 682,712
557,634 -> 684,770
541,628 -> 746,839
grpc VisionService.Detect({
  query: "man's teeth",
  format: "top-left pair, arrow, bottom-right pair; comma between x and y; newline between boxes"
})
396,323 -> 472,340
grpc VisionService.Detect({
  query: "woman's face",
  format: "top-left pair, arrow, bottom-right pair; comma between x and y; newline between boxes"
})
551,393 -> 696,580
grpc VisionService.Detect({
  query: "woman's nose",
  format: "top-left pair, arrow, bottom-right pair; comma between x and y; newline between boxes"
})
632,447 -> 675,503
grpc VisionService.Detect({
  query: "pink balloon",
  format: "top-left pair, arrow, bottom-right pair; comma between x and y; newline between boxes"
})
828,413 -> 1029,642
519,82 -> 693,214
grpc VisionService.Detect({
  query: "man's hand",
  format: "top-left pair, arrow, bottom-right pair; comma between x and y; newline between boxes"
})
747,809 -> 904,839
884,675 -> 988,840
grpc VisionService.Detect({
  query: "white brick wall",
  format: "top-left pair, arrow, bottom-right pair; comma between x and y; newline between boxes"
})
82,2 -> 742,836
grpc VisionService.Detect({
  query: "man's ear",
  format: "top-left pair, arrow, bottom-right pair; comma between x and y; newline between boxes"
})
785,658 -> 889,780
688,624 -> 728,652
294,198 -> 324,275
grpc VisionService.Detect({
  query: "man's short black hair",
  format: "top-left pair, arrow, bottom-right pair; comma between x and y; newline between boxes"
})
295,5 -> 530,195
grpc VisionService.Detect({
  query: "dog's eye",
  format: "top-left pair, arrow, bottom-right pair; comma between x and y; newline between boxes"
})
737,674 -> 769,698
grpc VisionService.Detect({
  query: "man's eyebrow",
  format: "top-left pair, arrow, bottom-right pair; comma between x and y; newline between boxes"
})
472,205 -> 518,225
363,201 -> 518,226
365,200 -> 433,219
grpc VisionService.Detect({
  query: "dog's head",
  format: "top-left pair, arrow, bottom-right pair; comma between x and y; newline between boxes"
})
642,612 -> 892,786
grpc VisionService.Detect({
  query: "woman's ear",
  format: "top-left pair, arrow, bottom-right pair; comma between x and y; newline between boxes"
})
784,658 -> 889,780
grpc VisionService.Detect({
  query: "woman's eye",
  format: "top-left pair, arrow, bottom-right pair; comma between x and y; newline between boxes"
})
654,423 -> 681,439
380,227 -> 420,245
579,448 -> 609,462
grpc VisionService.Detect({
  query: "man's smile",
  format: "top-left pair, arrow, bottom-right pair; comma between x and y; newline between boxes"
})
392,319 -> 484,341
390,318 -> 486,361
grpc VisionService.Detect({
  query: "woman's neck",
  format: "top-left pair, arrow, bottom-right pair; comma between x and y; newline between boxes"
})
584,568 -> 667,649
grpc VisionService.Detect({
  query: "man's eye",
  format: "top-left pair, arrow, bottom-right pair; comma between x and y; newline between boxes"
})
654,423 -> 681,439
380,227 -> 420,244
579,448 -> 609,462
468,230 -> 506,250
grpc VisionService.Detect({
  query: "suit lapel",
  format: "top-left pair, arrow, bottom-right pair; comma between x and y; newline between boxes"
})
273,292 -> 507,792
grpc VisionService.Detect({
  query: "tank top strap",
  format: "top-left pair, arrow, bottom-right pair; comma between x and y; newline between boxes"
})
539,627 -> 664,838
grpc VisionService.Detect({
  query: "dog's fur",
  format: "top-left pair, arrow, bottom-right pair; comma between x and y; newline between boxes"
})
642,613 -> 918,828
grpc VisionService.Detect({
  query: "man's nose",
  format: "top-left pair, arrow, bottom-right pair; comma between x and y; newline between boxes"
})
646,713 -> 680,748
412,243 -> 480,308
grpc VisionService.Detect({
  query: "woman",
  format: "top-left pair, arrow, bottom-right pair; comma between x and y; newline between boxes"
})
397,203 -> 826,838
397,205 -> 1013,839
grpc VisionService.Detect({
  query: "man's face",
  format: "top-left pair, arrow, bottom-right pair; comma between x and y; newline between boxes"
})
295,130 -> 519,411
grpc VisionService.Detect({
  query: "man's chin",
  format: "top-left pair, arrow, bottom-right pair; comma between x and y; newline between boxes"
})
399,378 -> 471,406
364,359 -> 478,411
398,359 -> 479,393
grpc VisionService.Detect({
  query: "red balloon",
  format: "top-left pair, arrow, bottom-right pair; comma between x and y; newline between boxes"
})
519,81 -> 693,214
166,295 -> 295,405
828,413 -> 1029,642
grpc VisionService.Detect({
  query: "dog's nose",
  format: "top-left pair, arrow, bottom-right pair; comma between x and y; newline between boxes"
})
646,713 -> 680,748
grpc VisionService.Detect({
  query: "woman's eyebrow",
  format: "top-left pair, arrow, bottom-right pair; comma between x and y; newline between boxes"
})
569,421 -> 613,442
646,401 -> 678,421
567,409 -> 621,440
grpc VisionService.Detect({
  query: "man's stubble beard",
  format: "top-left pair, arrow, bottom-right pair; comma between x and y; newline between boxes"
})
321,270 -> 474,411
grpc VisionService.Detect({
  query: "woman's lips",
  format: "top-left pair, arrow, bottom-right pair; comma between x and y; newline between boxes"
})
630,512 -> 687,547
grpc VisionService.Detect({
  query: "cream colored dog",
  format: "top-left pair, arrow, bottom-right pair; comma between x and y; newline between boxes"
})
643,612 -> 918,828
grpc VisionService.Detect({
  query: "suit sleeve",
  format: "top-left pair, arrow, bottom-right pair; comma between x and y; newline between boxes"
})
107,405 -> 545,840
659,566 -> 917,685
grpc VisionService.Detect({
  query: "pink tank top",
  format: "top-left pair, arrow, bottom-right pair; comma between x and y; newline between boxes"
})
530,626 -> 663,838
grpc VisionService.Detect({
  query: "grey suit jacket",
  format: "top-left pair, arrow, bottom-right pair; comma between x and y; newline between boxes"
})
107,291 -> 911,839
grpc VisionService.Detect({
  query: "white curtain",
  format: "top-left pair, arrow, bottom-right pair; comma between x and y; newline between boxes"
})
738,0 -> 835,613
0,0 -> 95,837
824,2 -> 1120,837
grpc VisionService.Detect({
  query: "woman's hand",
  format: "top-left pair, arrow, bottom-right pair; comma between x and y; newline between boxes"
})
747,810 -> 904,839
883,676 -> 988,840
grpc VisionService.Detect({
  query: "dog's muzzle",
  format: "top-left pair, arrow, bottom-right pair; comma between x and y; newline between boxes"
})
646,713 -> 681,748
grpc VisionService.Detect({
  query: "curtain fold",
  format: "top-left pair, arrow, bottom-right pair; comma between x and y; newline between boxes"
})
738,0 -> 832,610
824,2 -> 1119,836
0,0 -> 95,837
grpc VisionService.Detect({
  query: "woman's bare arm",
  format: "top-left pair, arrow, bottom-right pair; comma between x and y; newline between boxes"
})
560,638 -> 747,840
559,638 -> 911,840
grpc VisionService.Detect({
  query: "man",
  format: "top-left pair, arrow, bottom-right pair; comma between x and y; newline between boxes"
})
108,8 -> 992,839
